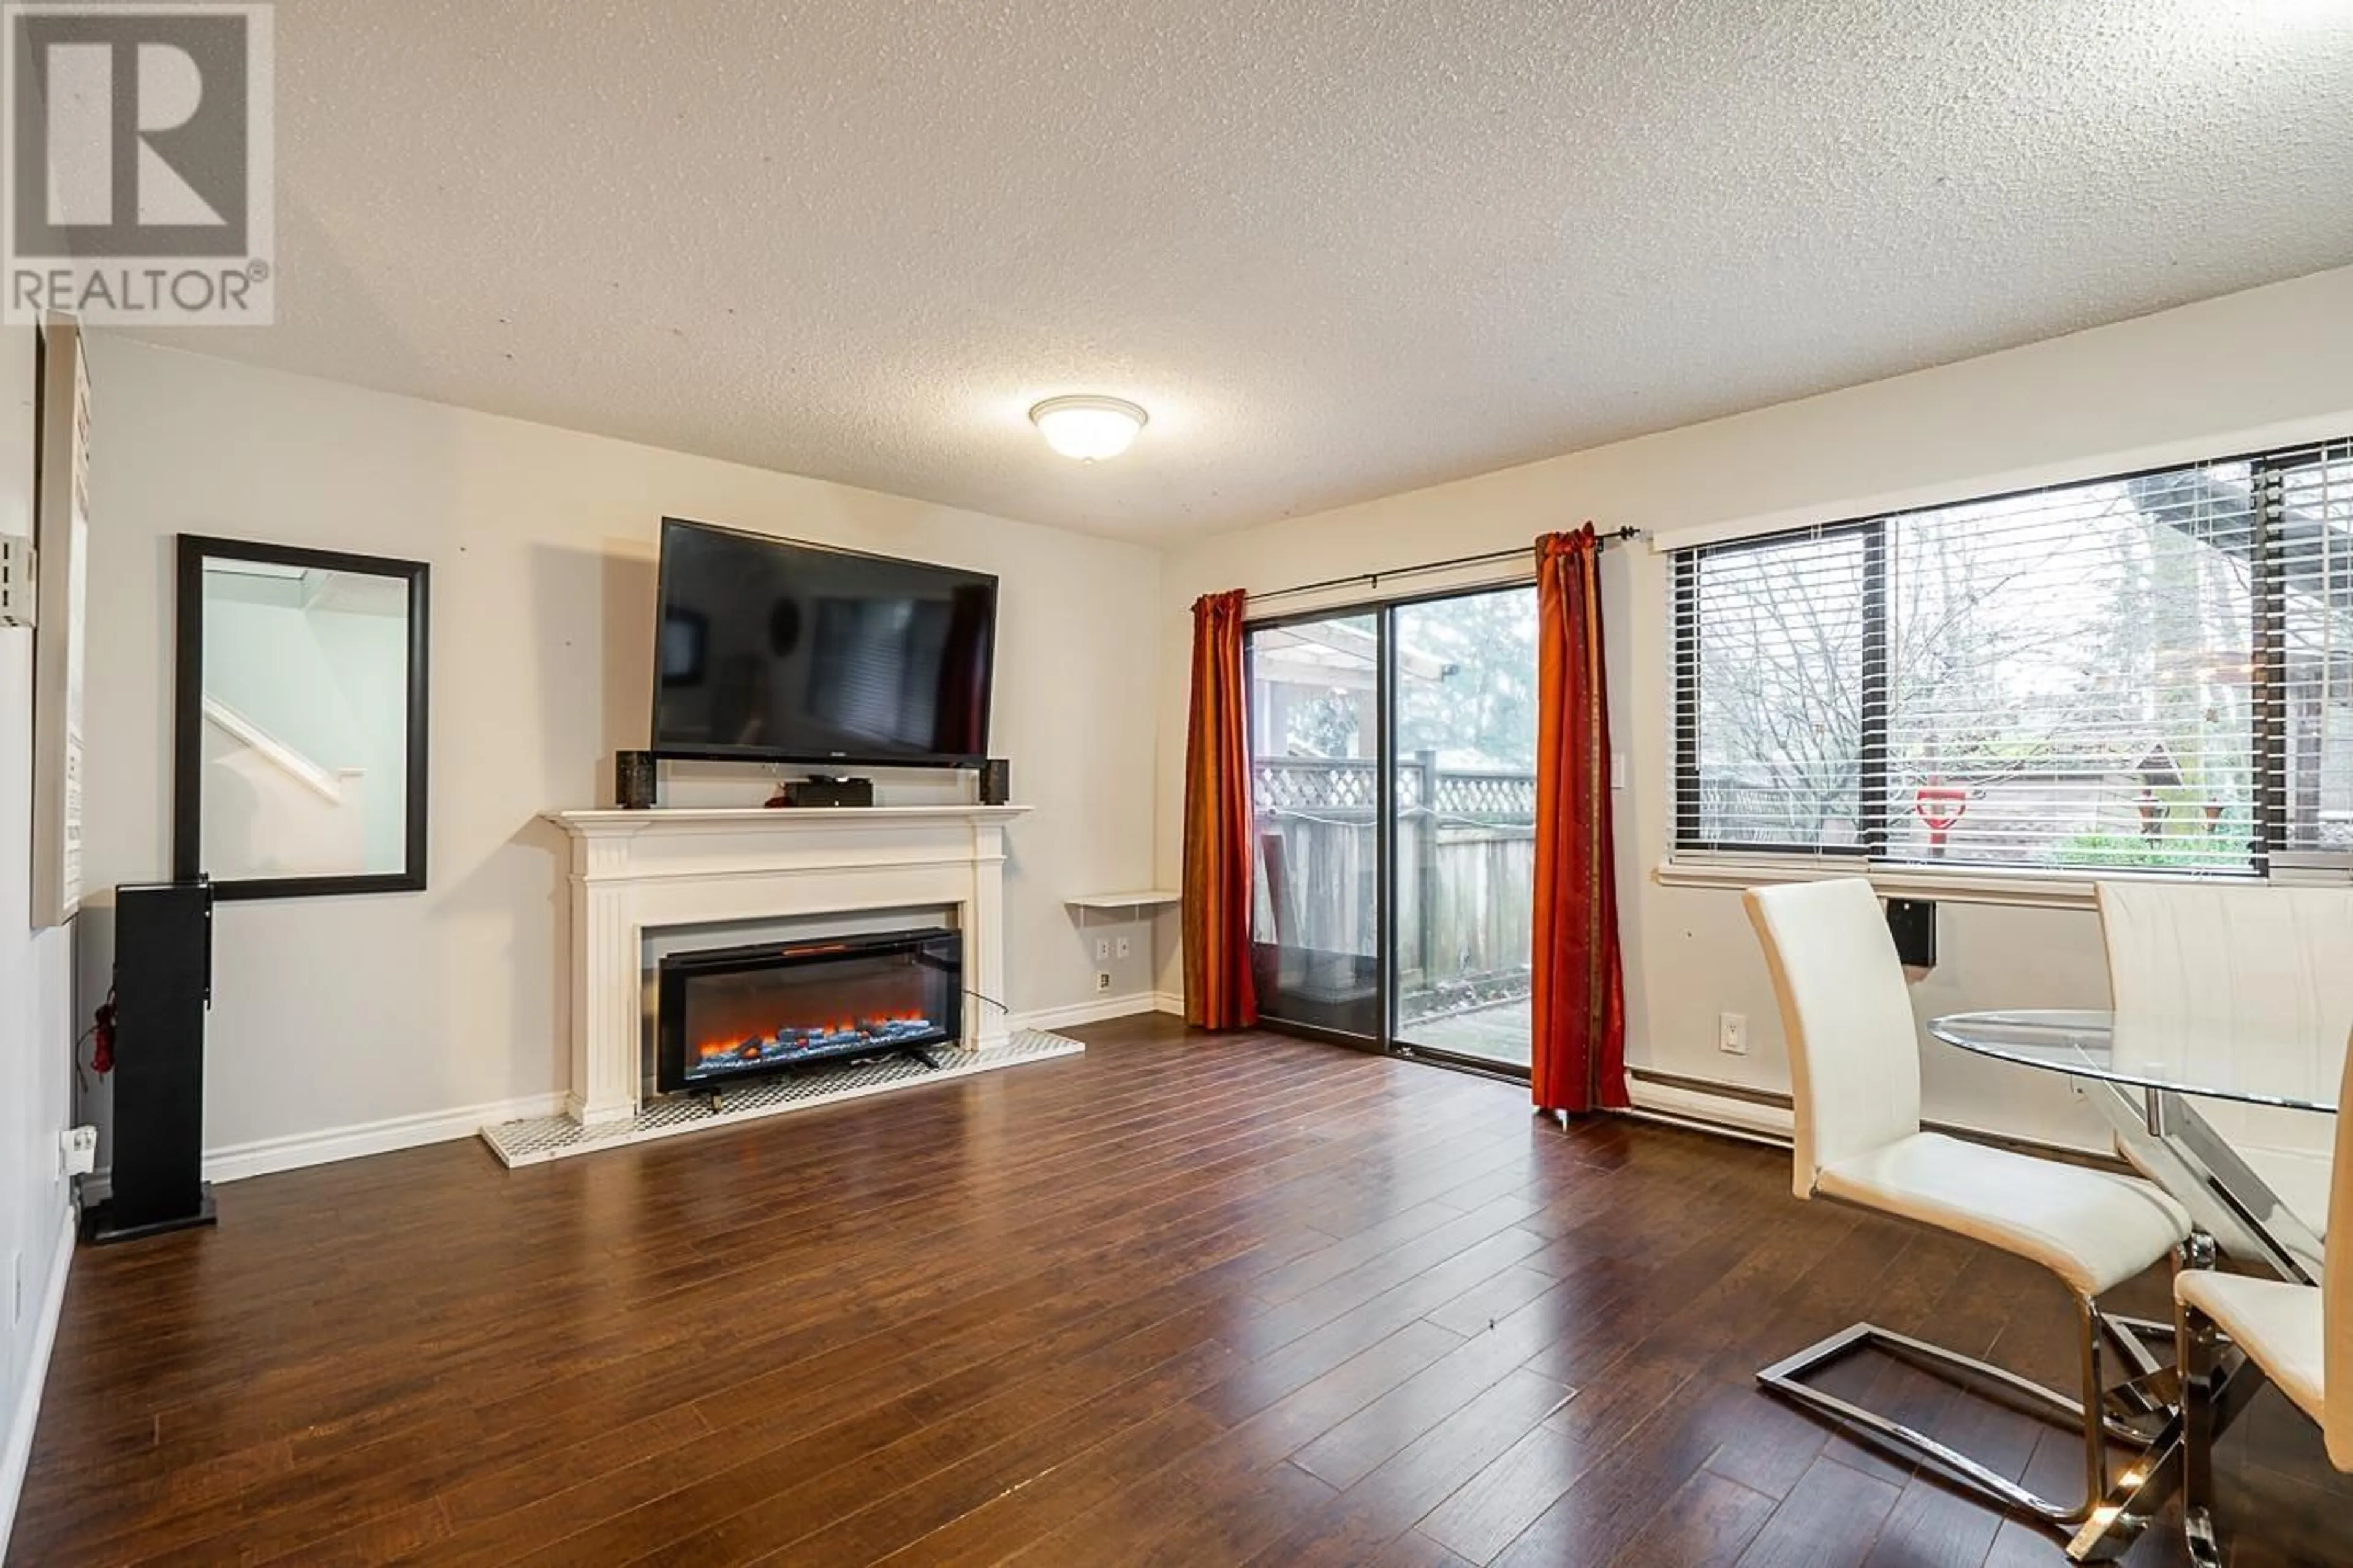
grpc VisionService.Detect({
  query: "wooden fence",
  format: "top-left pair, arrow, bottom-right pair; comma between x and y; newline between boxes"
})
1252,757 -> 1535,1015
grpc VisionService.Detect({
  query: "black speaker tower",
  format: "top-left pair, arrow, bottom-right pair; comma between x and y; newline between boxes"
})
83,880 -> 219,1244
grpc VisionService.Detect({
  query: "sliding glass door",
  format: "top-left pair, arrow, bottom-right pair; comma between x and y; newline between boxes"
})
1247,612 -> 1385,1038
1391,589 -> 1540,1070
1245,587 -> 1538,1074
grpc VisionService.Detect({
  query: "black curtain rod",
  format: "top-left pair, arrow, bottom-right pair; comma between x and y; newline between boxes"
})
1246,526 -> 1642,605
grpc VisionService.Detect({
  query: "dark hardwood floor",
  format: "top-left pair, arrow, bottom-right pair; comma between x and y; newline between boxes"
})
12,1015 -> 2349,1566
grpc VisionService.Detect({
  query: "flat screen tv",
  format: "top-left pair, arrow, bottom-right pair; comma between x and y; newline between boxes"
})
650,519 -> 998,768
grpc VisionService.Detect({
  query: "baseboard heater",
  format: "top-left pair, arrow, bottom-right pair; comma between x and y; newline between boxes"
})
1623,1066 -> 2130,1173
1624,1069 -> 1794,1148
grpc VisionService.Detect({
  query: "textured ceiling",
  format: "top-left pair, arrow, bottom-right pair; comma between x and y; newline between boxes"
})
129,0 -> 2353,541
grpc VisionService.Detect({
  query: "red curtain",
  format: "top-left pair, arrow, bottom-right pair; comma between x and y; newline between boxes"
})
1531,528 -> 1626,1114
1183,590 -> 1259,1029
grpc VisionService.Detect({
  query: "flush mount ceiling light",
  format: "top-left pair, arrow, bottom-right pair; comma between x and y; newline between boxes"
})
1029,395 -> 1148,461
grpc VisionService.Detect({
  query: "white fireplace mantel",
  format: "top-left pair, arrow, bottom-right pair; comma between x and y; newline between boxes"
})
544,804 -> 1030,1126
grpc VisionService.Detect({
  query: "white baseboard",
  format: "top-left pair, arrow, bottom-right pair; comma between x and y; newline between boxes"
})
1008,993 -> 1164,1032
181,1093 -> 566,1186
1080,990 -> 1246,1020
80,1094 -> 572,1196
1,1202 -> 75,1564
203,1093 -> 568,1183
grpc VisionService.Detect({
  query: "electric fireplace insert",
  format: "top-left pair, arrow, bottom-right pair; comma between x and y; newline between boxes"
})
656,926 -> 963,1093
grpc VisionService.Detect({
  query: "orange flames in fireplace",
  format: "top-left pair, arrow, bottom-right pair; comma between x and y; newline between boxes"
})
694,1011 -> 933,1063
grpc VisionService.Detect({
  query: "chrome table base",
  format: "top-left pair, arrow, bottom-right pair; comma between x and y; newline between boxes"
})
2098,1080 -> 2322,1287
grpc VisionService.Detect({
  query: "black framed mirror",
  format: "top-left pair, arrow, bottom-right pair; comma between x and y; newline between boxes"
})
172,534 -> 430,899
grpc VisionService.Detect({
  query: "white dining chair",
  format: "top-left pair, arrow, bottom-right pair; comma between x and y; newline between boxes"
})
2164,1026 -> 2353,1553
2097,881 -> 2353,1252
1746,878 -> 2193,1535
2174,1025 -> 2353,1564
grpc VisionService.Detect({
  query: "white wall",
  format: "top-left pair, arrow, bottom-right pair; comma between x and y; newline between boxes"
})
1158,263 -> 2353,1153
79,339 -> 1163,1168
1,320 -> 77,1555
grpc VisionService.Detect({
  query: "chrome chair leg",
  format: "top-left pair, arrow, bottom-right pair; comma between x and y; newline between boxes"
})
1758,1302 -> 2156,1536
2178,1303 -> 2226,1568
2075,1294 -> 2108,1521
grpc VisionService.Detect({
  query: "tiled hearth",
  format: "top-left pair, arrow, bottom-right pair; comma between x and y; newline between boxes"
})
479,1026 -> 1083,1167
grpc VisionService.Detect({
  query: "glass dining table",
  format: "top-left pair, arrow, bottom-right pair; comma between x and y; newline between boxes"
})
1928,1008 -> 2336,1286
1927,1008 -> 2340,1561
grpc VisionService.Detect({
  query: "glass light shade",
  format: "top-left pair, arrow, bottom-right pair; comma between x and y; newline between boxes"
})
1029,396 -> 1148,461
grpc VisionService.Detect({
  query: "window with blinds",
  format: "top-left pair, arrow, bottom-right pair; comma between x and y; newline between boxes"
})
1671,437 -> 2353,877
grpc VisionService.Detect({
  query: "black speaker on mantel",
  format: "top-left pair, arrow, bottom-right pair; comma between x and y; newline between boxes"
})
615,749 -> 657,809
979,759 -> 1010,806
83,880 -> 218,1244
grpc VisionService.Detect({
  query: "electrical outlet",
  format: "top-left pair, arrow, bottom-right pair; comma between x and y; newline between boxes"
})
1094,937 -> 1111,961
1610,752 -> 1626,790
0,535 -> 33,628
1115,936 -> 1132,960
1096,971 -> 1112,993
60,1124 -> 97,1177
1718,1012 -> 1748,1055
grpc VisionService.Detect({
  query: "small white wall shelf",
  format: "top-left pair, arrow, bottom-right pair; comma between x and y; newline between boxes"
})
1065,890 -> 1181,912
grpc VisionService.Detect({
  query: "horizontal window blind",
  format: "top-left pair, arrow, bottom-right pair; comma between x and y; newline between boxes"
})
1673,437 -> 2353,878
2265,442 -> 2353,863
1673,525 -> 1873,855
